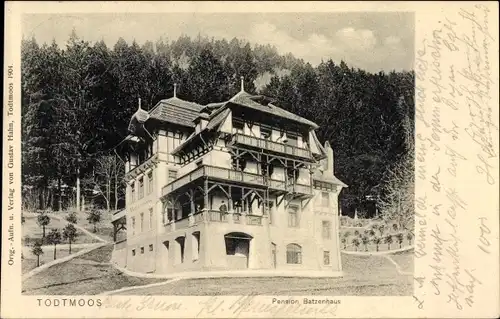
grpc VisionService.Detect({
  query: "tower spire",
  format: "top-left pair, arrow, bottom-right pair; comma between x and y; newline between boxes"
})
240,76 -> 244,92
173,83 -> 177,98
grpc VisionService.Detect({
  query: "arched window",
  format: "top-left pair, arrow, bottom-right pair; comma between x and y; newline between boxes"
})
286,244 -> 302,264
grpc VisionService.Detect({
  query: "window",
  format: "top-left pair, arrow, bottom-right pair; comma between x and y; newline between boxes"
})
147,172 -> 153,194
321,191 -> 329,207
260,127 -> 272,140
140,213 -> 144,232
175,236 -> 185,264
132,249 -> 136,256
286,244 -> 302,264
323,251 -> 330,265
233,120 -> 244,134
138,177 -> 144,199
267,200 -> 274,225
286,167 -> 298,183
286,133 -> 298,147
196,160 -> 202,168
168,169 -> 178,183
131,183 -> 136,201
131,217 -> 136,235
149,244 -> 154,252
322,221 -> 331,239
149,208 -> 153,230
288,206 -> 299,228
140,247 -> 144,254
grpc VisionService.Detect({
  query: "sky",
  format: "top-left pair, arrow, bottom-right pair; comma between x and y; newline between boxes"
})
22,12 -> 414,73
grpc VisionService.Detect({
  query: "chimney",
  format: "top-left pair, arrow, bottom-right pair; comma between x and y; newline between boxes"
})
324,141 -> 334,174
173,83 -> 177,98
240,76 -> 245,92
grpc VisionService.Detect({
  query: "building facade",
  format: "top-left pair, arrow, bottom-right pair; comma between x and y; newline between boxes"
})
112,84 -> 347,274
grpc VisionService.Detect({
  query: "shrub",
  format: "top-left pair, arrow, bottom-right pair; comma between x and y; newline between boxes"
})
406,232 -> 414,245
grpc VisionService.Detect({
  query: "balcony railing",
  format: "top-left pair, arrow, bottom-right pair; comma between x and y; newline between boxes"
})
164,210 -> 263,232
231,133 -> 312,159
162,165 -> 266,196
162,165 -> 313,198
288,183 -> 313,196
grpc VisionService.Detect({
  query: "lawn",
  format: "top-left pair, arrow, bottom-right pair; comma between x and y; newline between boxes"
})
389,251 -> 414,273
22,215 -> 101,245
59,210 -> 115,242
22,247 -> 84,274
22,243 -> 413,296
22,244 -> 165,295
113,253 -> 413,296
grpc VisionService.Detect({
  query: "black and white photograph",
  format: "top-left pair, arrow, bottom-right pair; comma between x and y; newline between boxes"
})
20,10 -> 415,296
2,2 -> 499,319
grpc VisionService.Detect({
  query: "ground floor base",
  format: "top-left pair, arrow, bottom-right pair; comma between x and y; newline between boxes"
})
112,221 -> 342,275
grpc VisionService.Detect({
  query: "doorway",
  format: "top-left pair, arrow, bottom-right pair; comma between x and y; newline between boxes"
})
224,232 -> 252,269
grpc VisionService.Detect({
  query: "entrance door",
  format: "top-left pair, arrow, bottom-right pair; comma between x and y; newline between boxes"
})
271,243 -> 277,268
225,232 -> 252,269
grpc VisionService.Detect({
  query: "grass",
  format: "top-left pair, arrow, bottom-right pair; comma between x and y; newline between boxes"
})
63,210 -> 115,242
22,216 -> 101,245
111,253 -> 413,296
389,251 -> 414,273
76,244 -> 114,263
22,247 -> 83,274
22,244 -> 165,295
22,235 -> 413,296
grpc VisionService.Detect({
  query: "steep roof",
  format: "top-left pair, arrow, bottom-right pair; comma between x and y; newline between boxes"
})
171,108 -> 231,155
149,97 -> 203,127
228,91 -> 319,129
312,169 -> 348,187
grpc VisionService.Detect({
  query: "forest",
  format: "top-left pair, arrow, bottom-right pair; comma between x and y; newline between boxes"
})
21,31 -> 414,221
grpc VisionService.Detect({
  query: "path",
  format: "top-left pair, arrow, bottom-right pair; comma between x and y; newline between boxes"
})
384,255 -> 412,276
48,214 -> 108,243
341,245 -> 414,256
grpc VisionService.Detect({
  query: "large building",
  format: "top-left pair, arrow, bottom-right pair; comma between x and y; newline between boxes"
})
112,81 -> 347,274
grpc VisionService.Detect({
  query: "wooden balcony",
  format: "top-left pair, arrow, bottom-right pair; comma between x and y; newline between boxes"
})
230,133 -> 312,160
162,165 -> 266,196
162,165 -> 313,198
164,210 -> 263,232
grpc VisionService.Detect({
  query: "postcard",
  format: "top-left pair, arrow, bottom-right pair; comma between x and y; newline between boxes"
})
2,1 -> 499,318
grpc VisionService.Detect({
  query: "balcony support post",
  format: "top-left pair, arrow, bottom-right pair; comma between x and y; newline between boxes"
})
203,178 -> 209,222
227,186 -> 233,224
188,189 -> 195,226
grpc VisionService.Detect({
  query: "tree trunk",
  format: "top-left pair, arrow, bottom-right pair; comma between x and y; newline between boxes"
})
93,224 -> 97,233
42,226 -> 46,238
106,179 -> 111,211
114,166 -> 119,211
69,241 -> 72,254
376,245 -> 379,252
58,177 -> 62,211
53,245 -> 57,260
388,244 -> 391,250
76,167 -> 81,212
37,255 -> 40,267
